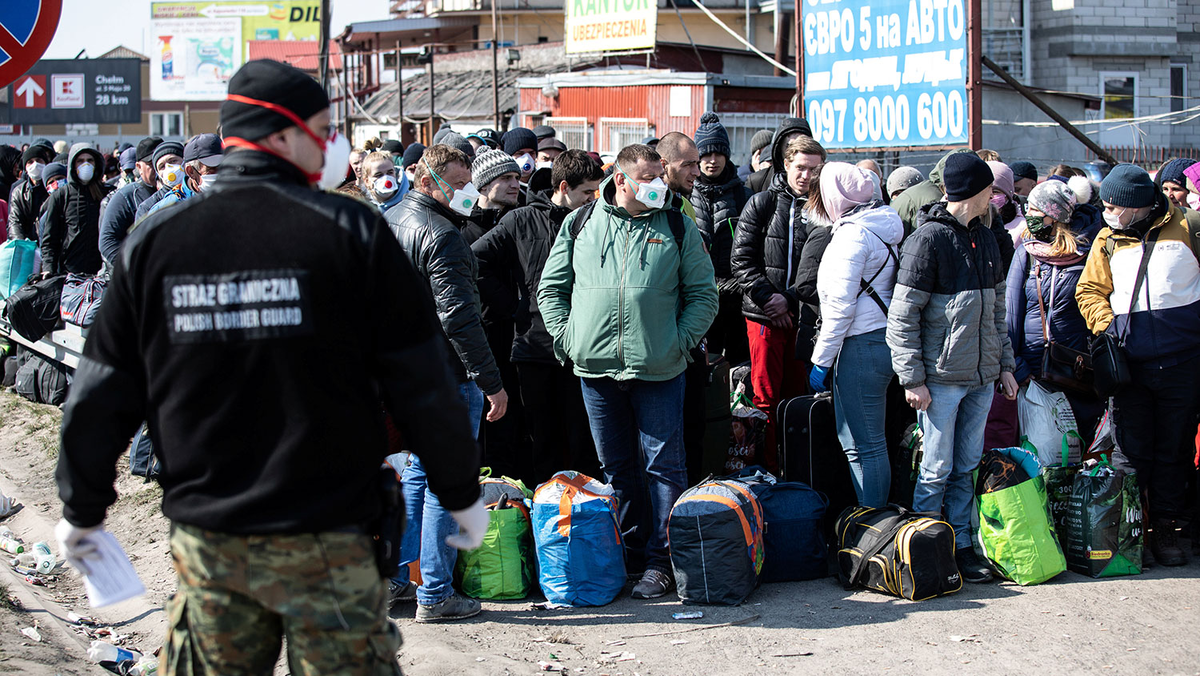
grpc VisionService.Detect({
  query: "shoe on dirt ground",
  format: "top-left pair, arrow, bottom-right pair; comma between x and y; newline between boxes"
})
1150,520 -> 1188,567
388,579 -> 416,608
955,548 -> 994,584
631,568 -> 674,599
414,593 -> 481,623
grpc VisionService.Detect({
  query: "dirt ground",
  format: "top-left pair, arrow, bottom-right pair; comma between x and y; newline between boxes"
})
1,388 -> 1198,676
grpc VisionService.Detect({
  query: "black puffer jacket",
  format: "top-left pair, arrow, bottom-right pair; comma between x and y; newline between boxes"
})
387,190 -> 504,395
472,190 -> 575,364
7,178 -> 48,242
41,144 -> 112,276
692,164 -> 751,295
732,172 -> 812,324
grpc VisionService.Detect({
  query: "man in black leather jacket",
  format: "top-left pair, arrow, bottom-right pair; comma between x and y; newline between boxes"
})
7,144 -> 55,242
386,142 -> 508,623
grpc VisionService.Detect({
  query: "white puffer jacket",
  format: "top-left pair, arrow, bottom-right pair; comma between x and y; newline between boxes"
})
811,205 -> 905,367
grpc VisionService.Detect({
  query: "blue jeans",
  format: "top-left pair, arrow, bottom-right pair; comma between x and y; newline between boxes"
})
831,329 -> 892,508
397,381 -> 484,605
580,373 -> 687,575
913,381 -> 993,548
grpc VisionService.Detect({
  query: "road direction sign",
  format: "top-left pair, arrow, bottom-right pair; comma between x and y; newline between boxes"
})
0,0 -> 64,88
7,59 -> 141,124
13,74 -> 46,108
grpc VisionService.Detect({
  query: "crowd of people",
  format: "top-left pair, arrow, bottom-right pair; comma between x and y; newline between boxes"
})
0,57 -> 1192,675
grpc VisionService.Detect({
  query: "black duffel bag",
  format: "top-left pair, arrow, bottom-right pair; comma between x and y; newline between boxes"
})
3,275 -> 65,342
836,504 -> 962,601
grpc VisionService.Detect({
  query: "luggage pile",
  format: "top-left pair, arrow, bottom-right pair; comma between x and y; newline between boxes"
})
835,504 -> 962,601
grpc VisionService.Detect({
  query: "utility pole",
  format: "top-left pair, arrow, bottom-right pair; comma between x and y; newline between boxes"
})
967,0 -> 982,150
428,47 -> 436,143
794,2 -> 803,115
491,0 -> 500,129
395,40 -> 404,144
318,0 -> 330,89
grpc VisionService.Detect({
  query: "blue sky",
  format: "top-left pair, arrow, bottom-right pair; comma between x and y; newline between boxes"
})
44,0 -> 389,59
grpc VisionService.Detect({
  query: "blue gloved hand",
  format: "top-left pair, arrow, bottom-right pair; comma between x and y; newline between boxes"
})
809,365 -> 831,393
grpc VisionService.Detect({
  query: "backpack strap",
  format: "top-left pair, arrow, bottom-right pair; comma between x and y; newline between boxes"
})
855,227 -> 899,315
567,199 -> 599,242
1183,209 -> 1200,265
570,197 -> 687,253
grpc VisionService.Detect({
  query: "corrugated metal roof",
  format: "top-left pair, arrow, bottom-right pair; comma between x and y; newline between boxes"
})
247,41 -> 344,72
358,64 -> 564,123
341,16 -> 476,43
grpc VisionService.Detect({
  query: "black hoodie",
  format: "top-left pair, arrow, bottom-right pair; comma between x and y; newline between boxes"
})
746,117 -> 813,194
41,143 -> 112,275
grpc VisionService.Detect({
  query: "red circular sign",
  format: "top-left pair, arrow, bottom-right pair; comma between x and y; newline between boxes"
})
0,0 -> 63,89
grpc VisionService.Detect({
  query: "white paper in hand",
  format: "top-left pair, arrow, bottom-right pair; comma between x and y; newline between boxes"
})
79,531 -> 145,608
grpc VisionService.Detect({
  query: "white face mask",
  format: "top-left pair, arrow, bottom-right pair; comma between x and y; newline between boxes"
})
27,162 -> 44,182
515,153 -> 535,175
536,161 -> 553,171
1188,192 -> 1200,211
161,164 -> 184,188
373,174 -> 399,200
450,181 -> 480,216
1103,208 -> 1131,229
75,161 -> 95,183
318,132 -> 353,191
197,173 -> 218,192
619,164 -> 668,209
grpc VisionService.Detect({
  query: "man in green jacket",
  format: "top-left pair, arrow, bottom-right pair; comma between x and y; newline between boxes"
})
538,143 -> 718,599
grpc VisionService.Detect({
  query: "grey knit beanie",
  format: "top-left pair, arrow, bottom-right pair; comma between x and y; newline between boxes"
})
750,129 -> 773,156
440,132 -> 475,158
472,148 -> 520,189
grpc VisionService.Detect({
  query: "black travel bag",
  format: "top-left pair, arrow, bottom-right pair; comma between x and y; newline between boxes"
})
835,504 -> 962,601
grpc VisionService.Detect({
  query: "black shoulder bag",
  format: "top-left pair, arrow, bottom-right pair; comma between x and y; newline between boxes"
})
1034,261 -> 1095,396
1091,228 -> 1158,398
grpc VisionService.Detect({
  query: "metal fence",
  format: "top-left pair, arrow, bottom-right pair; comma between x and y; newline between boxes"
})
545,117 -> 590,153
1087,146 -> 1200,170
597,118 -> 652,155
717,113 -> 789,167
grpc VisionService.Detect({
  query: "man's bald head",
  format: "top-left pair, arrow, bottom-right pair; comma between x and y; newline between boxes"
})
656,132 -> 696,162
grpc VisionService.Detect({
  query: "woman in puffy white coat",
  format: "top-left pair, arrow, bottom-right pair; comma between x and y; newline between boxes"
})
808,163 -> 904,507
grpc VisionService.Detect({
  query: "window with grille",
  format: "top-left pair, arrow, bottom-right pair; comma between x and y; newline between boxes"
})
598,118 -> 651,155
545,117 -> 589,152
715,113 -> 789,167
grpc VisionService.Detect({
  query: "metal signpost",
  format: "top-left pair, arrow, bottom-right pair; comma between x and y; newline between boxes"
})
0,0 -> 63,88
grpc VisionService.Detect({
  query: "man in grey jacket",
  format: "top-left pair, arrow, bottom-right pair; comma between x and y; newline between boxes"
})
386,143 -> 508,622
886,152 -> 1018,584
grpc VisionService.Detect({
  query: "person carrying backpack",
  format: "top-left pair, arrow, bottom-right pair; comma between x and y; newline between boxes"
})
40,143 -> 113,276
808,163 -> 903,508
1076,163 -> 1200,567
538,143 -> 717,600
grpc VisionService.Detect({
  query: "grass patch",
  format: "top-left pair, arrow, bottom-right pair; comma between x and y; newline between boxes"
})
115,483 -> 164,509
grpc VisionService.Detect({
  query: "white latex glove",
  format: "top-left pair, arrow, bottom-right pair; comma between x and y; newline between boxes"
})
55,518 -> 102,576
445,498 -> 488,551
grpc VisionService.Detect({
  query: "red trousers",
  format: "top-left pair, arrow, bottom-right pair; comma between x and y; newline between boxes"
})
746,319 -> 808,472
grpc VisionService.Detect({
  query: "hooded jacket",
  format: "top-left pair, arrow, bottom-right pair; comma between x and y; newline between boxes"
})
1006,205 -> 1103,382
98,178 -> 157,264
41,143 -> 112,276
7,177 -> 48,242
538,175 -> 718,381
890,149 -> 973,234
746,118 -> 813,194
731,172 -> 813,324
472,190 -> 575,364
55,150 -> 480,533
386,189 -> 504,395
1075,194 -> 1200,367
811,205 -> 905,367
692,164 -> 752,294
886,202 -> 1015,388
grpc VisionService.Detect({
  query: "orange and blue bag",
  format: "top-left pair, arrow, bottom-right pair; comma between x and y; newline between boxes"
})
531,471 -> 625,606
669,478 -> 765,605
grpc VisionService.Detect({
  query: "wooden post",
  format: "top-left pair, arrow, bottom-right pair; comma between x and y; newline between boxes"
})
491,0 -> 500,129
428,48 -> 436,143
396,41 -> 404,144
967,0 -> 982,150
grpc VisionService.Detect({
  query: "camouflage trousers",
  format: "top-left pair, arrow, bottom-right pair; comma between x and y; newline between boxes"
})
162,522 -> 403,676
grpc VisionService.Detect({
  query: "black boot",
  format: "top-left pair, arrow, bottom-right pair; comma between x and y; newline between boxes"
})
1150,520 -> 1188,567
955,547 -> 994,583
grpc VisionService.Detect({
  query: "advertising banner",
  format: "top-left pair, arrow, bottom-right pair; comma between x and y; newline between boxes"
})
802,0 -> 968,149
565,0 -> 658,55
150,1 -> 322,100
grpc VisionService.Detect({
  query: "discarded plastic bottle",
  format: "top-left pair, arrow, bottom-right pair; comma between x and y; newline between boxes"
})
87,640 -> 142,665
0,530 -> 24,554
10,553 -> 38,571
130,657 -> 159,675
31,542 -> 55,573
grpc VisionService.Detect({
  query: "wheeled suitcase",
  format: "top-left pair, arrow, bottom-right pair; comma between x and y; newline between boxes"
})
778,393 -> 858,526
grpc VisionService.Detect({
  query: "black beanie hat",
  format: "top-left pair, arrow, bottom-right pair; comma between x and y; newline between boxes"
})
502,128 -> 538,156
21,145 -> 51,166
381,139 -> 404,154
152,141 -> 185,168
694,112 -> 731,159
942,152 -> 994,202
137,136 -> 163,162
220,59 -> 329,142
401,143 -> 426,169
1100,163 -> 1157,208
1009,160 -> 1038,182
